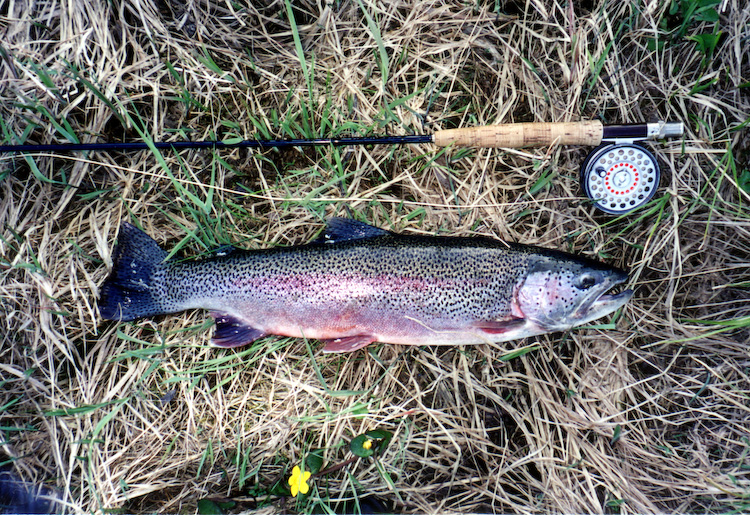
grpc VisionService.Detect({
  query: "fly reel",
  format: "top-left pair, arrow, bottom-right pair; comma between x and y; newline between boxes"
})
577,121 -> 682,215
580,142 -> 661,215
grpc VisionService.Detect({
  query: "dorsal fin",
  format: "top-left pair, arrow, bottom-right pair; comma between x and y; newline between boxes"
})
211,244 -> 238,257
316,218 -> 390,244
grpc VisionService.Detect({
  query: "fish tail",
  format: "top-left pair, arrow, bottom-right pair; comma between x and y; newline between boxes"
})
99,223 -> 171,321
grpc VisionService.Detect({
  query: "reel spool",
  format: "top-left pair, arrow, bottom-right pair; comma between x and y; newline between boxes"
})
580,142 -> 660,215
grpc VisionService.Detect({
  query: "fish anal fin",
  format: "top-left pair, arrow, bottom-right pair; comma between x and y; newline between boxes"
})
320,334 -> 376,353
474,318 -> 527,334
211,313 -> 266,348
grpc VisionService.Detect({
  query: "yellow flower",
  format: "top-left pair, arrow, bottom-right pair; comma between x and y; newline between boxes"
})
362,439 -> 373,450
288,465 -> 311,497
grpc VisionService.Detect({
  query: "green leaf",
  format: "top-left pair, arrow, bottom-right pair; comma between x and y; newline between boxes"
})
197,499 -> 224,515
687,32 -> 721,56
738,169 -> 750,194
350,429 -> 393,458
269,478 -> 292,497
350,434 -> 374,458
365,429 -> 391,440
687,76 -> 718,95
284,0 -> 312,97
45,398 -> 128,417
646,37 -> 665,52
306,449 -> 325,474
611,424 -> 623,445
355,0 -> 389,87
368,429 -> 393,455
528,168 -> 555,196
499,345 -> 540,362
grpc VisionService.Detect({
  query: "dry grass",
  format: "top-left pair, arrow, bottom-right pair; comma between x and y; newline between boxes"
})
1,0 -> 749,513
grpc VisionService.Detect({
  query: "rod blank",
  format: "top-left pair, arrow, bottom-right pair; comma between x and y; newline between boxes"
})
0,135 -> 433,153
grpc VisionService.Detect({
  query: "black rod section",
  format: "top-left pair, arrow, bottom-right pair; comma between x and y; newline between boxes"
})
601,124 -> 648,141
0,134 -> 434,153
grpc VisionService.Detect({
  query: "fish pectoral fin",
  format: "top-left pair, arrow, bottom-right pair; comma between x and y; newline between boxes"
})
474,318 -> 527,334
320,334 -> 376,353
211,313 -> 267,348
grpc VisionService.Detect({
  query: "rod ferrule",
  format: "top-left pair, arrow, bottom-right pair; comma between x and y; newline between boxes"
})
647,121 -> 684,140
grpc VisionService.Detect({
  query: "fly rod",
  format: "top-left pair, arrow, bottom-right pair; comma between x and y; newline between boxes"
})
1,119 -> 683,215
0,120 -> 682,153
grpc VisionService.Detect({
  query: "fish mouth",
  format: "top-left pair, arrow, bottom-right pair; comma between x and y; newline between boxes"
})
588,288 -> 633,314
574,285 -> 633,324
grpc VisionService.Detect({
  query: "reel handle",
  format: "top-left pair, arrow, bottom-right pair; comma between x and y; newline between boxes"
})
433,121 -> 604,148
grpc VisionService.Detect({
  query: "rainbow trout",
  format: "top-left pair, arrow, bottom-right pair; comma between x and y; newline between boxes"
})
99,219 -> 633,352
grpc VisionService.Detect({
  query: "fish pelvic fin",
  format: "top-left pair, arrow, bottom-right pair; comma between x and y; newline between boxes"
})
321,334 -> 376,353
99,223 -> 170,321
211,313 -> 267,348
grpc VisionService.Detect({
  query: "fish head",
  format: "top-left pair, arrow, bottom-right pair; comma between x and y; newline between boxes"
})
514,252 -> 633,332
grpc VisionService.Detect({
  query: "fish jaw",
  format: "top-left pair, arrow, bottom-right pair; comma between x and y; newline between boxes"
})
566,267 -> 632,327
572,288 -> 633,327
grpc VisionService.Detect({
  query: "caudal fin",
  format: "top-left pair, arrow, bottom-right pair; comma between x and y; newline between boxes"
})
99,223 -> 170,321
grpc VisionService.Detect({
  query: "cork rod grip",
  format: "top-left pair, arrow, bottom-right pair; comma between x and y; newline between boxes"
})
432,121 -> 604,148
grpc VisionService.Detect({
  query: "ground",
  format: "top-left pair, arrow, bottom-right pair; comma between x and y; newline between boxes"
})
0,0 -> 748,513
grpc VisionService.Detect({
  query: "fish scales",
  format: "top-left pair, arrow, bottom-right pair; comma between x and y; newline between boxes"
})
99,219 -> 633,353
164,237 -> 525,336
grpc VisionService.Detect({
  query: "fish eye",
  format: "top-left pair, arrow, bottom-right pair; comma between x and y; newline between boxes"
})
577,274 -> 597,290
